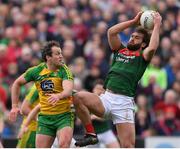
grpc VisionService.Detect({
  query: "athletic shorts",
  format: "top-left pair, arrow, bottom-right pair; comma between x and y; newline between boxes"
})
17,130 -> 36,148
37,112 -> 74,137
99,91 -> 135,124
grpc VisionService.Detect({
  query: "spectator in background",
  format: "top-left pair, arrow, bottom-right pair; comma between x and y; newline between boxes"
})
0,74 -> 7,108
62,40 -> 76,66
135,94 -> 153,138
141,55 -> 167,90
159,37 -> 172,65
71,57 -> 89,86
17,46 -> 32,75
164,55 -> 179,88
153,105 -> 180,136
84,66 -> 102,91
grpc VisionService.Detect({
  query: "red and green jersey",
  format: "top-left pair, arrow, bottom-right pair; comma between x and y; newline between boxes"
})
23,62 -> 73,115
104,45 -> 149,97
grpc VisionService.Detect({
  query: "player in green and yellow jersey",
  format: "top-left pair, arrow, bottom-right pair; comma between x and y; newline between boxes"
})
9,41 -> 74,148
17,84 -> 39,148
73,12 -> 162,147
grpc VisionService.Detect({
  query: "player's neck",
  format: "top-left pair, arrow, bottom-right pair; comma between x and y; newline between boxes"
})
46,62 -> 58,71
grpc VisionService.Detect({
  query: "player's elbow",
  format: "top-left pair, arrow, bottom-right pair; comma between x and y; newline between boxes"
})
20,106 -> 31,116
148,47 -> 157,53
20,108 -> 26,116
108,28 -> 116,36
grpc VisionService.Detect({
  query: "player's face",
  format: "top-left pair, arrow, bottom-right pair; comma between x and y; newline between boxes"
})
127,32 -> 144,51
50,46 -> 63,67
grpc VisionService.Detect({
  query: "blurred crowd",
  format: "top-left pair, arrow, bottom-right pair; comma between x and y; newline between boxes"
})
0,0 -> 180,142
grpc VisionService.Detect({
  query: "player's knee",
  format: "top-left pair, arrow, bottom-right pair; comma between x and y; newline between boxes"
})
73,92 -> 85,105
59,139 -> 71,148
120,139 -> 135,148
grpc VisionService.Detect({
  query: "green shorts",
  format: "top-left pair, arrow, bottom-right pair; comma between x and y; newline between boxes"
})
37,112 -> 74,137
17,130 -> 36,148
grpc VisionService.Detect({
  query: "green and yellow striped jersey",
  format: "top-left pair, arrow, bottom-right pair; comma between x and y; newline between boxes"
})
21,84 -> 39,131
23,62 -> 73,115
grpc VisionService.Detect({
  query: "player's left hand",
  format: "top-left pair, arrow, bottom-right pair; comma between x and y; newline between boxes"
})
18,125 -> 28,139
152,12 -> 162,27
47,93 -> 61,106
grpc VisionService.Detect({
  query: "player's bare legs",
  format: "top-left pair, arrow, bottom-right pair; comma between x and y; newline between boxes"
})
73,91 -> 105,125
73,91 -> 105,146
36,134 -> 55,148
116,123 -> 135,147
57,127 -> 73,147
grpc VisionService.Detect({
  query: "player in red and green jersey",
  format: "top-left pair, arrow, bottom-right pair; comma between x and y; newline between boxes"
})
73,12 -> 162,147
9,41 -> 74,148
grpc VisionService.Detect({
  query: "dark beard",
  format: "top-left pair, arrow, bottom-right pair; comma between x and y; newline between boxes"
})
127,43 -> 141,51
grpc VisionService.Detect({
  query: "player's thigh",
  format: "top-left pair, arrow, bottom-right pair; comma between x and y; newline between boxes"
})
36,134 -> 55,148
57,127 -> 73,147
74,91 -> 105,117
56,112 -> 74,146
17,130 -> 36,148
115,123 -> 135,146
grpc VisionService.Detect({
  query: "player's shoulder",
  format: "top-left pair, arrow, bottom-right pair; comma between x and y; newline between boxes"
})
28,62 -> 46,72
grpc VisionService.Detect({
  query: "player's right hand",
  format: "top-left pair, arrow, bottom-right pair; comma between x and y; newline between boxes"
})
9,107 -> 20,122
133,11 -> 143,25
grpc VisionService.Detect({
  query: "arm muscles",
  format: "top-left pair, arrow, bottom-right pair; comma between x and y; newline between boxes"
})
11,74 -> 27,108
59,80 -> 73,99
143,25 -> 160,61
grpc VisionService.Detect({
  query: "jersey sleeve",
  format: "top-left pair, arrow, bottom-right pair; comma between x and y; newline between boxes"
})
23,66 -> 37,82
25,84 -> 39,104
61,65 -> 74,81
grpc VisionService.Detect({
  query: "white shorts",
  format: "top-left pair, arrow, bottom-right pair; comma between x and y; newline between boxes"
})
99,91 -> 135,124
88,130 -> 118,148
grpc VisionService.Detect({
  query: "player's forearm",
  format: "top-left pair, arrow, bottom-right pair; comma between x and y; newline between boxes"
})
11,81 -> 21,108
58,80 -> 73,99
25,105 -> 40,126
58,88 -> 73,99
148,24 -> 160,51
108,19 -> 136,35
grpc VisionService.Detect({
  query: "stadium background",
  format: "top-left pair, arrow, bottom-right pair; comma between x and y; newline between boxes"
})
0,0 -> 179,147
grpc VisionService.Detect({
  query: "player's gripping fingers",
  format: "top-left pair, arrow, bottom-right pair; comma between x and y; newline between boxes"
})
18,126 -> 28,139
48,94 -> 60,106
9,107 -> 19,122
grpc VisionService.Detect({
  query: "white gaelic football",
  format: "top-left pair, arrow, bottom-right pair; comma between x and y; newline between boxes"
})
140,10 -> 155,30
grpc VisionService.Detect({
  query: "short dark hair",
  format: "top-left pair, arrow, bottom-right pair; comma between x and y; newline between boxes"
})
41,40 -> 60,62
135,26 -> 151,48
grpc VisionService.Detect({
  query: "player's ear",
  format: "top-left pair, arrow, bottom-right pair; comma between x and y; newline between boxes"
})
142,42 -> 146,48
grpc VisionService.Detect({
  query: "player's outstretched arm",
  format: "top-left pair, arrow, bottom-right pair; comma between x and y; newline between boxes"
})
143,12 -> 162,61
107,12 -> 143,51
9,74 -> 28,122
48,80 -> 74,105
18,104 -> 40,139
